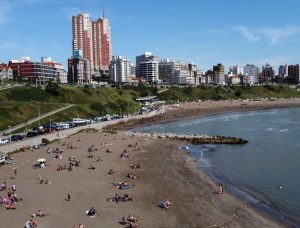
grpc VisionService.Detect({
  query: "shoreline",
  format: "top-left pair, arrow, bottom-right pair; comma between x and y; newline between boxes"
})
190,144 -> 300,227
1,99 -> 300,227
133,99 -> 300,130
123,99 -> 300,227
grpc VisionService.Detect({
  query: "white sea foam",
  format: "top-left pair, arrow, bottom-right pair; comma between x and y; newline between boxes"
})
279,129 -> 289,132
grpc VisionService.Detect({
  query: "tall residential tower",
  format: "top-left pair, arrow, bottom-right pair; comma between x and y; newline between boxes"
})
72,12 -> 112,77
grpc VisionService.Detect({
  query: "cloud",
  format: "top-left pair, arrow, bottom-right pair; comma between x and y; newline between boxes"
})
0,1 -> 12,26
258,26 -> 299,45
235,25 -> 299,45
234,26 -> 260,42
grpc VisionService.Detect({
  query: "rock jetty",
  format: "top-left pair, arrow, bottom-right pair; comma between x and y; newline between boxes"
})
127,132 -> 248,145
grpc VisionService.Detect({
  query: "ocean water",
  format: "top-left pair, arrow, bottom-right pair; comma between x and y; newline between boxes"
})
135,108 -> 300,225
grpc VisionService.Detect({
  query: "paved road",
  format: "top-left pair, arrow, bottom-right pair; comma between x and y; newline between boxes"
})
0,107 -> 166,154
0,84 -> 25,91
0,103 -> 75,135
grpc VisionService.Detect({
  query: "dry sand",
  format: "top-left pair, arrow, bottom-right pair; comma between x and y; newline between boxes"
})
2,99 -> 299,228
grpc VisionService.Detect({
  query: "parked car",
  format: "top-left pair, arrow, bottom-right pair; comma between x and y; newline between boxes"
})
27,131 -> 39,138
11,135 -> 24,142
0,138 -> 9,145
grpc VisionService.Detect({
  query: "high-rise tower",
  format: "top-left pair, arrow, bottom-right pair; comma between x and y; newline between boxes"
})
72,12 -> 112,76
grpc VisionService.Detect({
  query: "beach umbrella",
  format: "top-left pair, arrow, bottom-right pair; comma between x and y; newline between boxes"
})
3,196 -> 11,204
37,158 -> 46,163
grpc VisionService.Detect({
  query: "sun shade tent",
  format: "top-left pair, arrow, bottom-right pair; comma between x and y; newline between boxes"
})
0,152 -> 6,165
37,158 -> 46,163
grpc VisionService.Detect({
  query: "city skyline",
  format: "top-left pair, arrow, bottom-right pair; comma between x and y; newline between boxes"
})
0,0 -> 300,71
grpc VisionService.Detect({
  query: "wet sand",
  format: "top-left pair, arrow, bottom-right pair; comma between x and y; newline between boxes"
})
2,99 -> 299,227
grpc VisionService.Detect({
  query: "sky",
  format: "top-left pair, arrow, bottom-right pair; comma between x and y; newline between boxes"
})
0,0 -> 300,72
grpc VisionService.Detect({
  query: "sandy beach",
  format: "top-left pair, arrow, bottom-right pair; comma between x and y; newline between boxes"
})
2,99 -> 299,227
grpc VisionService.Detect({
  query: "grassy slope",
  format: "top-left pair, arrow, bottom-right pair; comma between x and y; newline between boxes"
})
0,84 -> 299,132
157,85 -> 300,102
0,86 -> 141,131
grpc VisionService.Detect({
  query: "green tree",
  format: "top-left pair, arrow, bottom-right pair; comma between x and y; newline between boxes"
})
45,81 -> 60,96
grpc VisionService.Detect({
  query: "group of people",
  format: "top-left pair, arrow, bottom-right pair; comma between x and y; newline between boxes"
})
121,215 -> 139,228
127,173 -> 138,179
47,147 -> 63,154
129,163 -> 141,169
120,149 -> 131,159
107,194 -> 133,203
66,142 -> 78,149
115,181 -> 129,189
159,200 -> 172,209
1,183 -> 21,210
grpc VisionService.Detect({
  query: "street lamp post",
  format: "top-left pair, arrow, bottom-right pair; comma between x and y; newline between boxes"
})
38,106 -> 41,128
8,126 -> 11,143
50,118 -> 52,133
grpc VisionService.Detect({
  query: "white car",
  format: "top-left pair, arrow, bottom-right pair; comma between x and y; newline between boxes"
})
0,138 -> 9,145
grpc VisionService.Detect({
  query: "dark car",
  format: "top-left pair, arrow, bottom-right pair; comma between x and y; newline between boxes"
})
11,135 -> 24,141
27,131 -> 39,138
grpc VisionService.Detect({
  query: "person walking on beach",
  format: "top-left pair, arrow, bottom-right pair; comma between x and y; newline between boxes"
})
13,167 -> 18,177
67,193 -> 71,201
218,184 -> 224,194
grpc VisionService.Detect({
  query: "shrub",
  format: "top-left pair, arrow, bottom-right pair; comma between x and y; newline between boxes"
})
234,91 -> 242,97
42,138 -> 50,145
45,81 -> 60,96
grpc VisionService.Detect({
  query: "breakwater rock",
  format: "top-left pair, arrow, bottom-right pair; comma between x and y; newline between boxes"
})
127,132 -> 248,145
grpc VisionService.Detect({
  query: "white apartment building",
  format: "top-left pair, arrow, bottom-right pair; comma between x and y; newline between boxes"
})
229,65 -> 243,75
136,52 -> 159,83
159,60 -> 198,85
0,65 -> 13,81
140,60 -> 159,83
244,64 -> 259,82
109,56 -> 132,83
159,59 -> 182,84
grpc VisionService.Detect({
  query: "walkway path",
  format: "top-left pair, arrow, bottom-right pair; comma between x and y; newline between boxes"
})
0,107 -> 166,154
0,103 -> 75,135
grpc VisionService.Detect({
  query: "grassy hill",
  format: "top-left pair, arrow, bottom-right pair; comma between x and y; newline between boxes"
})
157,85 -> 300,102
0,84 -> 299,131
0,85 -> 142,131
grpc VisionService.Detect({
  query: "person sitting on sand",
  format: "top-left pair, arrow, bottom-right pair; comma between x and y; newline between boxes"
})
128,214 -> 138,223
36,209 -> 46,217
1,181 -> 6,191
160,200 -> 172,209
57,165 -> 63,171
25,219 -> 37,228
74,160 -> 81,167
5,203 -> 16,210
89,164 -> 96,170
40,179 -> 51,184
108,169 -> 116,175
87,207 -> 96,216
127,173 -> 138,179
54,154 -> 62,159
12,184 -> 16,192
95,157 -> 102,162
121,215 -> 138,227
